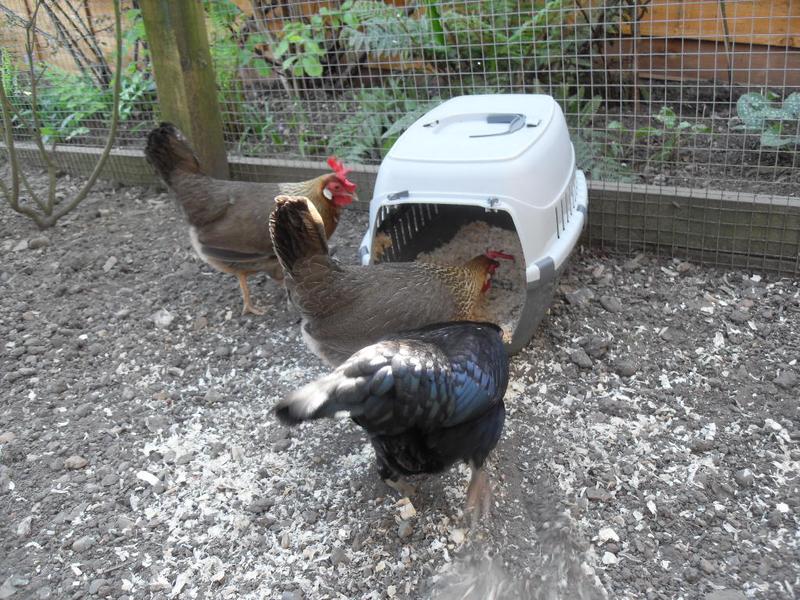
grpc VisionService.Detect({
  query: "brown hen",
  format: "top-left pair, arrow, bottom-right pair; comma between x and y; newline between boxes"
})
145,123 -> 357,315
269,195 -> 513,366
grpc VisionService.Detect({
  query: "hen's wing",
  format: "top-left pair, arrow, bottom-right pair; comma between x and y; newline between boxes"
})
193,180 -> 281,261
276,323 -> 507,436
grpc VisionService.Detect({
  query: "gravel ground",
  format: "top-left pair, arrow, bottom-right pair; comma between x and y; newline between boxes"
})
1,174 -> 799,600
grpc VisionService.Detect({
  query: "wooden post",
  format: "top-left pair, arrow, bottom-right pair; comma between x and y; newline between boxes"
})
140,0 -> 229,178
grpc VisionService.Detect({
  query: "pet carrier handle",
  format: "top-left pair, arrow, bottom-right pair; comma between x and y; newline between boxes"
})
470,113 -> 526,138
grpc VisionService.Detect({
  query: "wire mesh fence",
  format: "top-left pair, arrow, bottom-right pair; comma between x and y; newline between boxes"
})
1,0 -> 799,271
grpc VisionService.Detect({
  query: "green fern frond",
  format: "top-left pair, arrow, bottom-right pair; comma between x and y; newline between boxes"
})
338,1 -> 430,61
327,81 -> 439,163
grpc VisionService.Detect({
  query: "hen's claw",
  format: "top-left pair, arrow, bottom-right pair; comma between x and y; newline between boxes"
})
242,301 -> 267,316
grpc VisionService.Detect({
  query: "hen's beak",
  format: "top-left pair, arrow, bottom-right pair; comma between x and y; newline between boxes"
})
481,261 -> 499,293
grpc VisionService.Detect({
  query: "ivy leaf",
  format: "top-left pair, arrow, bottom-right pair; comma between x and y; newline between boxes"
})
654,107 -> 677,129
302,56 -> 323,77
782,92 -> 800,119
760,126 -> 795,147
273,39 -> 290,59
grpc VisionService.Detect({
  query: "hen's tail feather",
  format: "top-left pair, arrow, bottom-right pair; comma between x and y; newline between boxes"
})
274,372 -> 370,425
269,196 -> 330,276
145,122 -> 202,183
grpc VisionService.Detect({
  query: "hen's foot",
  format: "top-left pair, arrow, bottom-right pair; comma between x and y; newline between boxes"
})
241,302 -> 267,316
465,466 -> 492,526
237,273 -> 266,316
384,477 -> 417,499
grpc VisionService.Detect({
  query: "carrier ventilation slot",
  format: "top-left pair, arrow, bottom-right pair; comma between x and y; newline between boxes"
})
553,173 -> 578,240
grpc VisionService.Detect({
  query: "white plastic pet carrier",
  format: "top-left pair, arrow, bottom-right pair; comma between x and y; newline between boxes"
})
359,94 -> 588,352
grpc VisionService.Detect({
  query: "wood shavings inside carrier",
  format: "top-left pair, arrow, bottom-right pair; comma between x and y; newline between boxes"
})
415,221 -> 526,336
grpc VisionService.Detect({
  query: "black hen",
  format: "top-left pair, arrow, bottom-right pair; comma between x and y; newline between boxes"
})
275,321 -> 509,519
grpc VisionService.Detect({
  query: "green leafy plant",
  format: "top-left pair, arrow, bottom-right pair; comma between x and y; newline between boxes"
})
1,50 -> 29,124
2,4 -> 156,145
634,106 -> 711,161
550,85 -> 633,182
234,100 -> 284,155
210,0 -> 642,164
736,92 -> 800,149
273,20 -> 326,78
269,0 -> 428,80
1,51 -> 18,99
426,0 -> 640,91
204,0 -> 273,133
423,0 -> 446,47
122,7 -> 149,66
31,67 -> 109,142
206,3 -> 272,83
324,0 -> 641,169
117,67 -> 157,127
8,62 -> 155,144
440,1 -> 563,83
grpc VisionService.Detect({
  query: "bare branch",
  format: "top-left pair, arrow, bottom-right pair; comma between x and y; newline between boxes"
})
49,0 -> 112,86
0,2 -> 59,45
51,0 -> 122,222
23,3 -> 59,211
0,61 -> 22,212
40,1 -> 91,75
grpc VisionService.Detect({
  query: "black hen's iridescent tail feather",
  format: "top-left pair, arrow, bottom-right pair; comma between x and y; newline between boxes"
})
274,371 -> 362,425
144,122 -> 202,183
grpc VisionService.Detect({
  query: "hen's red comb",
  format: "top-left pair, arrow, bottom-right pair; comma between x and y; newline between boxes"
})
327,156 -> 357,193
485,250 -> 515,262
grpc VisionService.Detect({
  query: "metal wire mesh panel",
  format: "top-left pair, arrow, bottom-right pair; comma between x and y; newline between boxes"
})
212,0 -> 800,273
1,0 -> 798,272
207,2 -> 797,181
